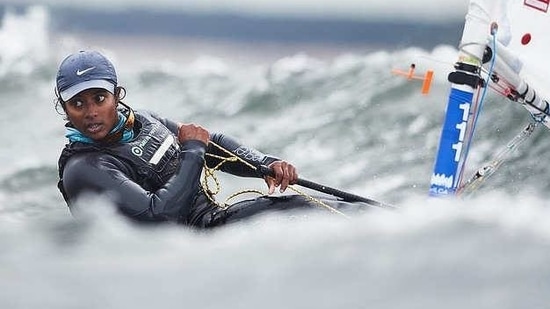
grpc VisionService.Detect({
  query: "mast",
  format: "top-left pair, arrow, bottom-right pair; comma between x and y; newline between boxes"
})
429,0 -> 496,197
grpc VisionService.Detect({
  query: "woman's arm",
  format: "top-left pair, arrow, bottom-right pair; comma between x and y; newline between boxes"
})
206,133 -> 297,193
206,132 -> 279,177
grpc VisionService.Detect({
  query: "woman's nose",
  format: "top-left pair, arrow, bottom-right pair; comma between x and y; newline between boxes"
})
84,101 -> 98,118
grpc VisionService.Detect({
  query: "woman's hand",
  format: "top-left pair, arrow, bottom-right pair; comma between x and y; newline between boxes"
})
178,123 -> 210,145
264,160 -> 298,194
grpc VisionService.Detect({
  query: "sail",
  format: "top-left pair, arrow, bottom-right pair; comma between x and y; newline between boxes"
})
504,0 -> 550,99
429,0 -> 550,197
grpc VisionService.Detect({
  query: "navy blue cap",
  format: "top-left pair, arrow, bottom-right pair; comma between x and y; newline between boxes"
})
56,50 -> 118,101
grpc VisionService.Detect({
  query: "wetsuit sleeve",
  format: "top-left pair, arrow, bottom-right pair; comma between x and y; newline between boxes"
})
62,140 -> 206,222
146,110 -> 179,135
206,133 -> 279,177
144,110 -> 276,177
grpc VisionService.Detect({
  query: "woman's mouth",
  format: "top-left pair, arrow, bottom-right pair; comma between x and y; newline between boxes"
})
87,123 -> 104,134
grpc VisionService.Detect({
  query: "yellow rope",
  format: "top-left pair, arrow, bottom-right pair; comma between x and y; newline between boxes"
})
201,143 -> 261,209
201,164 -> 227,209
287,185 -> 351,219
225,189 -> 265,204
200,141 -> 348,218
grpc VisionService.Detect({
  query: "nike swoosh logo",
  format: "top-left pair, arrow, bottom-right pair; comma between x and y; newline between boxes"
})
76,66 -> 96,76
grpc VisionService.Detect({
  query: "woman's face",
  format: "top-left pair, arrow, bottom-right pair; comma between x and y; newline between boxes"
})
64,88 -> 118,141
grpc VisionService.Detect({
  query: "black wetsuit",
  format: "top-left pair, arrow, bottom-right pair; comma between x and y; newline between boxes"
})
58,108 -> 348,228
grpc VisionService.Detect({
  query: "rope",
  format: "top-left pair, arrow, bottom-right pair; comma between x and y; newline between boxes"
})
200,141 -> 349,217
457,121 -> 539,197
286,186 -> 351,219
457,27 -> 499,186
225,189 -> 265,205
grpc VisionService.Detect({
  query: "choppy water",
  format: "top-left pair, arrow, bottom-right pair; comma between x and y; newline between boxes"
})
2,6 -> 550,308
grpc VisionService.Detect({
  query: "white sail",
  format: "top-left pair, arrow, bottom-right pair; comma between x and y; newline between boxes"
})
500,0 -> 550,100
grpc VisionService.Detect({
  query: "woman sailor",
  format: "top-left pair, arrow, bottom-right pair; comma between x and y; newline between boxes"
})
55,50 -> 305,227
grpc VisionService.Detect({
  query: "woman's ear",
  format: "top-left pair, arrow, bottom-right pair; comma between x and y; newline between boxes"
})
115,86 -> 126,101
54,97 -> 68,118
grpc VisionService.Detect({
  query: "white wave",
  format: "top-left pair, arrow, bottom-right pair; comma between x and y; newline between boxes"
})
0,6 -> 51,77
1,192 -> 550,308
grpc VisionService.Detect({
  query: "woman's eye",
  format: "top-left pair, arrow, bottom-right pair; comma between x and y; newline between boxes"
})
71,100 -> 83,108
96,94 -> 106,102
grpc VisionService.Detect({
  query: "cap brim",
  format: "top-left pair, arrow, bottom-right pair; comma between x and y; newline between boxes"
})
60,80 -> 116,101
